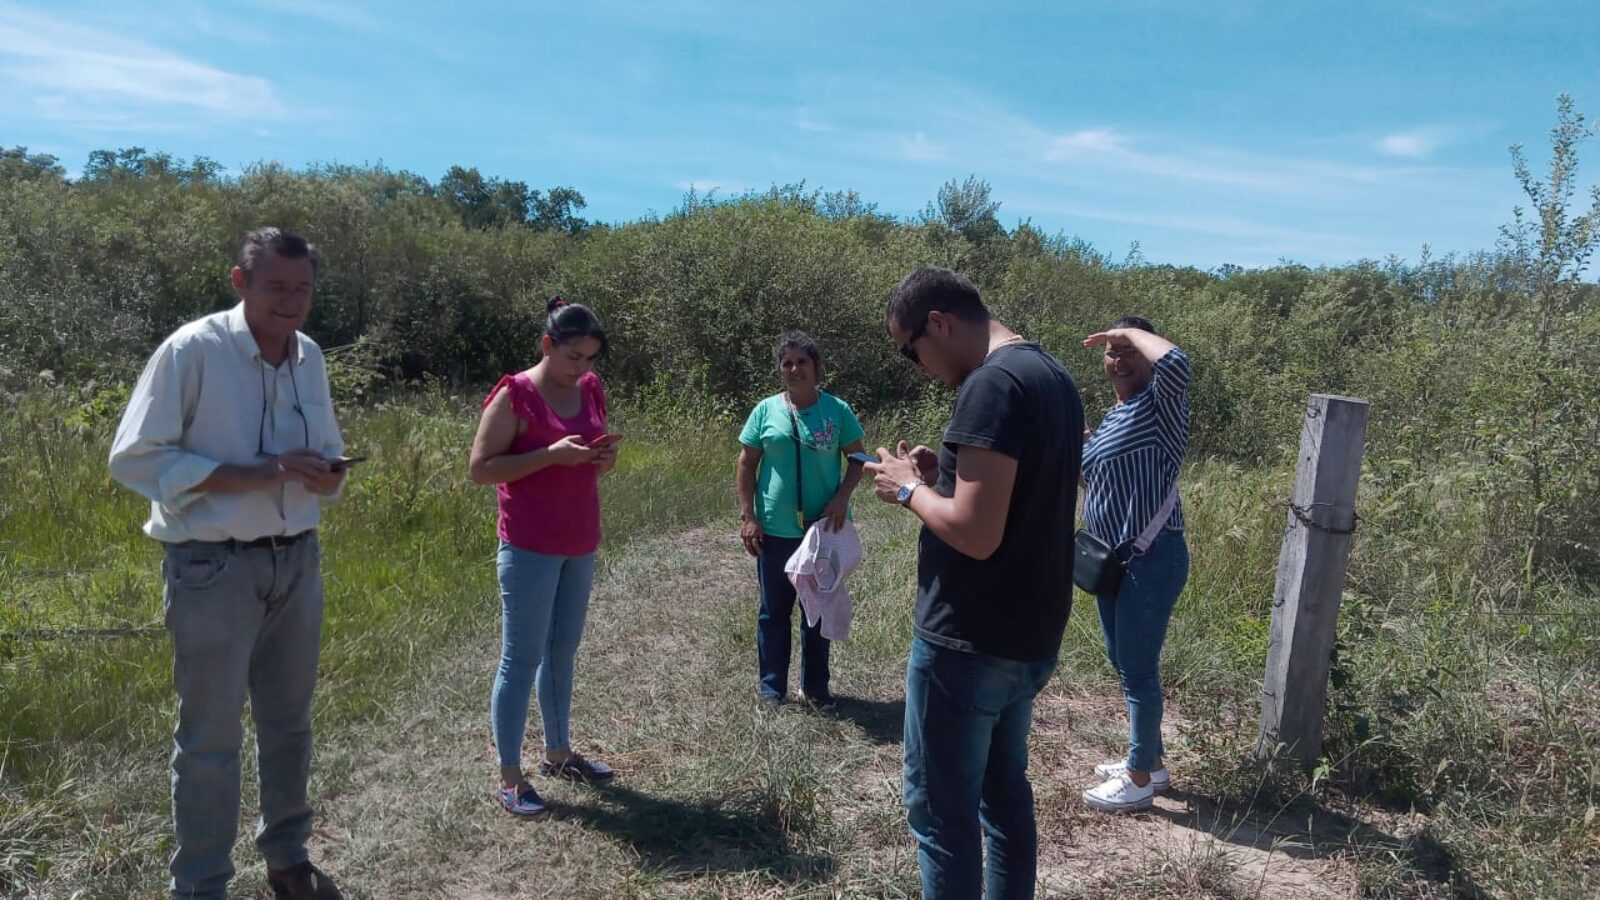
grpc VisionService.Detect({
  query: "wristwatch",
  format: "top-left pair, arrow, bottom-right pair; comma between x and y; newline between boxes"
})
895,481 -> 919,506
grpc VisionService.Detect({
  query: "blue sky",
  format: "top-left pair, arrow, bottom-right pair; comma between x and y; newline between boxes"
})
0,0 -> 1595,268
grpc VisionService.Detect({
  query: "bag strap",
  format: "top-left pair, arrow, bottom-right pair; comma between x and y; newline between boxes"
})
1131,483 -> 1180,554
787,400 -> 805,528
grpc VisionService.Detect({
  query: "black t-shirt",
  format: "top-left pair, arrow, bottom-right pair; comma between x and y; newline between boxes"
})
913,342 -> 1084,662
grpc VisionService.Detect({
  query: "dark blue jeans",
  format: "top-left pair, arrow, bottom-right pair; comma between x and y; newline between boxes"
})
755,533 -> 830,700
1096,529 -> 1189,772
903,636 -> 1057,900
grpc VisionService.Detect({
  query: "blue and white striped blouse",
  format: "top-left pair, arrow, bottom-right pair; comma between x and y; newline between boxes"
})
1082,347 -> 1191,545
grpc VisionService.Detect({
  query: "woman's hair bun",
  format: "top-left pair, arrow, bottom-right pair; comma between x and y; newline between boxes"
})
542,295 -> 609,356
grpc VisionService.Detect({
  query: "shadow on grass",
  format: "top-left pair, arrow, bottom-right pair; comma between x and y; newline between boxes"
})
823,695 -> 905,745
1151,788 -> 1488,898
546,782 -> 837,882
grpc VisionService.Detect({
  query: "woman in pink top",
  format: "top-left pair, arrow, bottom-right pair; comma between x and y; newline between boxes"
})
469,296 -> 618,818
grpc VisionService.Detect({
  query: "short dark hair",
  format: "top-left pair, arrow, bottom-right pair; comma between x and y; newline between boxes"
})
1110,315 -> 1157,335
237,227 -> 321,282
774,330 -> 822,369
885,267 -> 989,332
545,295 -> 609,355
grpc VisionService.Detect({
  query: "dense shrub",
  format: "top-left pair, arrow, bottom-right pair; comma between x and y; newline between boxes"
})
2,99 -> 1596,581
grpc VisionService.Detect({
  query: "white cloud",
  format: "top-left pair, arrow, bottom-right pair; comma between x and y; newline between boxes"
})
1018,198 -> 1393,261
899,131 -> 948,162
1378,128 -> 1454,159
793,107 -> 834,133
29,95 -> 164,132
800,80 -> 1445,199
1041,125 -> 1402,193
188,9 -> 273,45
1380,134 -> 1429,158
766,79 -> 1470,262
1067,204 -> 1357,246
239,0 -> 385,33
1047,128 -> 1129,155
0,4 -> 284,124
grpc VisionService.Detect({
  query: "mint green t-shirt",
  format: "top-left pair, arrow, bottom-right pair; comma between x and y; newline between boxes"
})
739,391 -> 866,539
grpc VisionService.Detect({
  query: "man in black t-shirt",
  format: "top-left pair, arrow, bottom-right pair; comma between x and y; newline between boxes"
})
867,267 -> 1083,900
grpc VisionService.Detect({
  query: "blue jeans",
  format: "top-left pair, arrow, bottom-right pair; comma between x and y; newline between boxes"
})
161,534 -> 324,900
492,543 -> 596,767
903,636 -> 1057,900
1096,529 -> 1189,773
755,533 -> 830,700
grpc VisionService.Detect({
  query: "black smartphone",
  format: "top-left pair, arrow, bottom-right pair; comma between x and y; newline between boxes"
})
846,451 -> 881,465
329,455 -> 367,472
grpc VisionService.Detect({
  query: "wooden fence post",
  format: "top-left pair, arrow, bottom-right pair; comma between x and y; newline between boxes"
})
1257,394 -> 1370,769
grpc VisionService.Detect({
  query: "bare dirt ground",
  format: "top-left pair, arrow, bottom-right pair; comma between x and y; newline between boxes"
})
283,523 -> 1365,899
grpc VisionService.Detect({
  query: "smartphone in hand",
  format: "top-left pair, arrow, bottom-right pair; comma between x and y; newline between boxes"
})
846,451 -> 881,465
590,433 -> 624,450
329,455 -> 367,472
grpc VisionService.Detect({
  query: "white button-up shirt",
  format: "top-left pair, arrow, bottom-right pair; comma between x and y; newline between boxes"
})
109,302 -> 345,543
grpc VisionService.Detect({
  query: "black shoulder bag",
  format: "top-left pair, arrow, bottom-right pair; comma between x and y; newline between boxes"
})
1073,485 -> 1179,597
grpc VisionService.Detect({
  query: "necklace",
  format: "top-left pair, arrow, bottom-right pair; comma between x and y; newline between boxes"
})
987,334 -> 1027,357
785,390 -> 819,411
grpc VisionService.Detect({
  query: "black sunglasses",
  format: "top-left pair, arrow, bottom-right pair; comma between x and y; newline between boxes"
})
258,356 -> 310,458
898,318 -> 930,364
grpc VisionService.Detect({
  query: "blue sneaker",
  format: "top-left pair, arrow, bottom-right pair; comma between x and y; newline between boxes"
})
538,753 -> 615,783
497,784 -> 549,817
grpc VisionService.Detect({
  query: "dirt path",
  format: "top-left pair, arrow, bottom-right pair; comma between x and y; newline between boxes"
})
1030,689 -> 1355,899
290,519 -> 1359,899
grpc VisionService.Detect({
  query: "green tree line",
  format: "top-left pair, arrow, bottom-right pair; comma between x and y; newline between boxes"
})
2,97 -> 1597,584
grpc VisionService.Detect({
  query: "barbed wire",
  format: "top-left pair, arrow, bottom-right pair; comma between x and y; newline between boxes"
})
1458,610 -> 1600,618
0,625 -> 164,641
1265,498 -> 1600,618
1272,498 -> 1361,535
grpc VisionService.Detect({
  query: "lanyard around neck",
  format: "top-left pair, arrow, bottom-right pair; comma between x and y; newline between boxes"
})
787,398 -> 806,529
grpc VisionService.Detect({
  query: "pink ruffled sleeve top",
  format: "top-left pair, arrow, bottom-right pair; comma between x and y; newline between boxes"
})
484,370 -> 608,556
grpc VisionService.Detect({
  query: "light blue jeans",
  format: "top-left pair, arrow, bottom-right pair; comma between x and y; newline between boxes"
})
1096,529 -> 1189,773
492,543 -> 596,768
161,534 -> 323,900
903,636 -> 1057,900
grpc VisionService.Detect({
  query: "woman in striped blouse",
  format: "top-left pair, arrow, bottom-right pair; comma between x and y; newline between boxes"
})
1078,316 -> 1192,814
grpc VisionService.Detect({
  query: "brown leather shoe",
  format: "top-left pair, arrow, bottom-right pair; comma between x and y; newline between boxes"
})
267,861 -> 344,900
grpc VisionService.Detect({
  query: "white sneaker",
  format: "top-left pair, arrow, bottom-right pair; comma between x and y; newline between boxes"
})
1092,760 -> 1171,793
1083,772 -> 1156,813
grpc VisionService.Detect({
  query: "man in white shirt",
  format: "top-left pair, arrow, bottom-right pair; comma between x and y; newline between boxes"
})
109,227 -> 347,900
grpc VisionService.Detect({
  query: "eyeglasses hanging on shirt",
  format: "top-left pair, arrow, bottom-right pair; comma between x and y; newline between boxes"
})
258,354 -> 310,458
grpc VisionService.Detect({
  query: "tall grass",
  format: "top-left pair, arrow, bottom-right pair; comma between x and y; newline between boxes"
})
2,386 -> 1596,897
0,387 -> 735,896
1148,458 -> 1600,898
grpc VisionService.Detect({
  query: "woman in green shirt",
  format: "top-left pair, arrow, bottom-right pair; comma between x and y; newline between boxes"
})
736,331 -> 868,708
